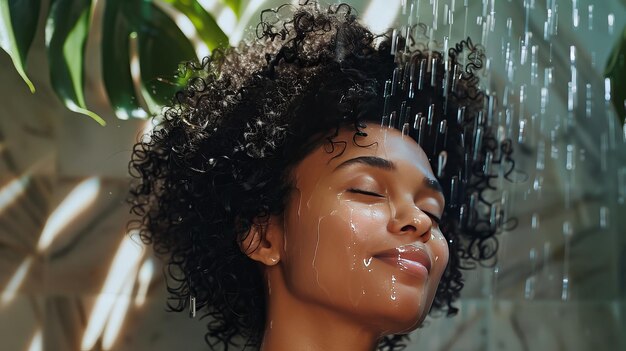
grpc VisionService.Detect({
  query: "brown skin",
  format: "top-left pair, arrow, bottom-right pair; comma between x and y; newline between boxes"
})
243,124 -> 450,351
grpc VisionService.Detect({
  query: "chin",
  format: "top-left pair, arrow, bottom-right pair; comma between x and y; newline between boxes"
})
372,295 -> 433,335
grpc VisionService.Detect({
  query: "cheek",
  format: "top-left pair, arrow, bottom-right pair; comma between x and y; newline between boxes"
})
292,203 -> 389,262
342,203 -> 389,250
429,229 -> 450,277
326,205 -> 389,262
281,198 -> 391,287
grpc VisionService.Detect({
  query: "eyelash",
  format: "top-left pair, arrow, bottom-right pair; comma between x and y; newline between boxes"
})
347,188 -> 384,198
425,213 -> 441,225
347,188 -> 441,224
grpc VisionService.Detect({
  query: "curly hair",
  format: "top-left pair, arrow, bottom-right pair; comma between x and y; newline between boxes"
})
128,2 -> 514,350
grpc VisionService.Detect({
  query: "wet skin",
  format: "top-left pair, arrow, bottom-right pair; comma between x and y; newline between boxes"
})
243,124 -> 450,351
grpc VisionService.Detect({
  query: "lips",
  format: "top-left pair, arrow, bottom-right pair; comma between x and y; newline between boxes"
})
373,244 -> 432,278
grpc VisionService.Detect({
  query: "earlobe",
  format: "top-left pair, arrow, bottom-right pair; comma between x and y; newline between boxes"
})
239,215 -> 284,266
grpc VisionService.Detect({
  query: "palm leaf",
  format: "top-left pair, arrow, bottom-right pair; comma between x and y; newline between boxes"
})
102,0 -> 200,117
222,0 -> 241,17
101,0 -> 147,120
135,1 -> 199,110
162,0 -> 228,50
3,0 -> 234,124
0,0 -> 41,93
46,0 -> 105,125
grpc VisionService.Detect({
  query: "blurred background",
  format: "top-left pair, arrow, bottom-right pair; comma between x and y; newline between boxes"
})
0,0 -> 624,350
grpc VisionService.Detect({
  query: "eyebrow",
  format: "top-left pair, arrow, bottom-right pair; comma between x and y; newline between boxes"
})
333,156 -> 396,172
423,177 -> 443,194
333,156 -> 443,194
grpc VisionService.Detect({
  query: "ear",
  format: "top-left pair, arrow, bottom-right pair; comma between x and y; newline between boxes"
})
239,214 -> 284,266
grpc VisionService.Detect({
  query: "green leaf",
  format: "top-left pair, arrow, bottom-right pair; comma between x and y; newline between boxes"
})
605,25 -> 626,124
136,2 -> 198,110
46,0 -> 105,126
221,0 -> 241,18
162,0 -> 228,50
0,0 -> 41,92
101,0 -> 147,120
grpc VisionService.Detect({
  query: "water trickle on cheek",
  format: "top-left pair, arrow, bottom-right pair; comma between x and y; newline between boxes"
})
348,208 -> 358,271
312,215 -> 325,287
296,187 -> 303,218
346,208 -> 361,306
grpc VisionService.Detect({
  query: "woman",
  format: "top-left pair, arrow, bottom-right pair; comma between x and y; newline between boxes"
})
129,2 -> 512,350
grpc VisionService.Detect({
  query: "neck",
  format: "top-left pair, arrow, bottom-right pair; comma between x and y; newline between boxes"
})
260,271 -> 380,351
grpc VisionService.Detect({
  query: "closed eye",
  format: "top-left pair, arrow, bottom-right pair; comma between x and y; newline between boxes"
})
347,188 -> 385,198
347,188 -> 441,224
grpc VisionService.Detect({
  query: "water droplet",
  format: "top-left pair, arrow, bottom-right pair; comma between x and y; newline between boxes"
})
572,0 -> 580,28
473,126 -> 484,161
566,144 -> 575,170
536,140 -> 545,171
416,115 -> 426,146
585,83 -> 592,118
518,119 -> 527,144
489,203 -> 499,231
468,192 -> 478,226
533,175 -> 543,194
448,176 -> 459,207
437,151 -> 448,178
417,59 -> 426,90
389,111 -> 397,129
430,58 -> 438,87
390,275 -> 398,301
599,206 -> 609,229
457,106 -> 466,124
531,213 -> 539,230
530,46 -> 539,85
482,151 -> 493,176
401,122 -> 410,137
563,221 -> 573,237
561,276 -> 570,301
524,248 -> 537,299
427,104 -> 435,127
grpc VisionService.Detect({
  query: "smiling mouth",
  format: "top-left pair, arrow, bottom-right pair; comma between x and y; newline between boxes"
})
373,245 -> 432,279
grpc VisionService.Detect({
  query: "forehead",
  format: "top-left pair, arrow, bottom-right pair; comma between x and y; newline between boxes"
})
295,124 -> 435,180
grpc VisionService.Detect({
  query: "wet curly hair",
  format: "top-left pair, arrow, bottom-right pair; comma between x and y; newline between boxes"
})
129,2 -> 514,350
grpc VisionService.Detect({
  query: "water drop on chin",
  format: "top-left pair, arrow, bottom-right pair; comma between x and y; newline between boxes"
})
390,275 -> 398,301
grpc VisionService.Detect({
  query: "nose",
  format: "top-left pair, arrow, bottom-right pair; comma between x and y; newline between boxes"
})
387,200 -> 432,242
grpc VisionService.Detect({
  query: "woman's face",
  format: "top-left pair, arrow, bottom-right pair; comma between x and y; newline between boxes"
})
277,124 -> 449,335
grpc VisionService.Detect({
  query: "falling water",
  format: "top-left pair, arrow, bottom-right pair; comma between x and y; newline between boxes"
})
390,0 -> 625,348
